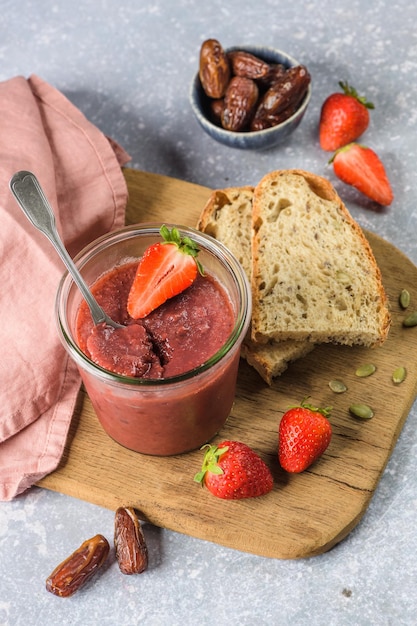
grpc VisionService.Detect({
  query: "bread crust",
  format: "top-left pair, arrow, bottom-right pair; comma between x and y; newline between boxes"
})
240,338 -> 315,385
197,186 -> 255,231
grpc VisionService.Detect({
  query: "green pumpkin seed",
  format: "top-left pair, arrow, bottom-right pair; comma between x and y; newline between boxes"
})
403,311 -> 417,327
355,363 -> 376,377
349,404 -> 374,420
329,379 -> 347,393
399,289 -> 411,309
392,366 -> 407,384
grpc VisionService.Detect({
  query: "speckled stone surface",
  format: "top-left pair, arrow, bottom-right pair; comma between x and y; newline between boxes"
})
1,1 -> 417,624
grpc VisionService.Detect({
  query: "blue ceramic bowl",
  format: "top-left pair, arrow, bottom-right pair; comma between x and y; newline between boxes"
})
189,45 -> 311,150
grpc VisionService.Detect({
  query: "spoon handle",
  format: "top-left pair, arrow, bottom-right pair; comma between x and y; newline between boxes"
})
9,170 -> 115,328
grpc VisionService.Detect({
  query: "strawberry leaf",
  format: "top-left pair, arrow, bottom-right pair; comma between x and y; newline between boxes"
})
160,225 -> 204,275
193,443 -> 229,484
338,81 -> 374,110
287,396 -> 332,418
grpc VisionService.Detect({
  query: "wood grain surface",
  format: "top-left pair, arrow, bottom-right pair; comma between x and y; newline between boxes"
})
38,168 -> 417,559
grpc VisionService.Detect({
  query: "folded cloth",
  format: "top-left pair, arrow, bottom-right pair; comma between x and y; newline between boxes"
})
0,75 -> 131,500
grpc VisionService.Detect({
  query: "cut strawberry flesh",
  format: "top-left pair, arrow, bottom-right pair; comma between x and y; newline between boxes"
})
333,145 -> 393,206
127,243 -> 198,319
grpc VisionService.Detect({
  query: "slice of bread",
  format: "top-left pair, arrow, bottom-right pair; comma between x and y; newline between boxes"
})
197,186 -> 315,384
240,336 -> 315,385
197,186 -> 254,277
251,169 -> 391,346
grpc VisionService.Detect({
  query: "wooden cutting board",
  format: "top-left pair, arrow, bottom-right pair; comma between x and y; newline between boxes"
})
38,168 -> 417,559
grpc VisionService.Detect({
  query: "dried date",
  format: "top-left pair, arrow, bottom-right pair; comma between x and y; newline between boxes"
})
250,103 -> 299,131
254,65 -> 311,118
250,74 -> 310,131
221,76 -> 259,132
114,506 -> 148,575
45,534 -> 110,597
209,98 -> 225,125
199,39 -> 230,99
227,50 -> 270,80
256,63 -> 287,90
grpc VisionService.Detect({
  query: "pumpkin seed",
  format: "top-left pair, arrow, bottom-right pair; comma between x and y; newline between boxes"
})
355,363 -> 376,377
349,403 -> 374,420
403,311 -> 417,327
399,289 -> 411,309
329,379 -> 347,393
392,366 -> 407,384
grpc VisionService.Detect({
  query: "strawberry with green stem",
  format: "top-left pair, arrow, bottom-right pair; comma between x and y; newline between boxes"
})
194,440 -> 273,500
127,225 -> 204,319
278,399 -> 332,473
319,81 -> 374,151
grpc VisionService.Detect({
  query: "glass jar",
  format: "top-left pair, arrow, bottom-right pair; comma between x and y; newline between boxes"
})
55,223 -> 251,455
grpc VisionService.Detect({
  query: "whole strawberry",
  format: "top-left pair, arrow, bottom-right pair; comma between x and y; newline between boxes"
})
319,81 -> 374,151
194,440 -> 273,499
278,401 -> 332,473
331,142 -> 394,206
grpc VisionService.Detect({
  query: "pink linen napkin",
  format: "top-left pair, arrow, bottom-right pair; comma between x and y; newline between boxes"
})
0,75 -> 131,500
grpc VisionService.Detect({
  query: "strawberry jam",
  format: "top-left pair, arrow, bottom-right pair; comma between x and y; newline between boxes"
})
75,261 -> 235,379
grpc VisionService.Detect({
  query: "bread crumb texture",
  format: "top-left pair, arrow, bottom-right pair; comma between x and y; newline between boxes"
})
197,187 -> 254,276
251,170 -> 390,346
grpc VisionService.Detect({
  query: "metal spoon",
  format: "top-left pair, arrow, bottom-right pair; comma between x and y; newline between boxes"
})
9,170 -> 123,329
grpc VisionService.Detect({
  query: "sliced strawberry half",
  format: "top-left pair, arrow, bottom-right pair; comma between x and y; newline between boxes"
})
127,225 -> 203,319
330,142 -> 394,206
